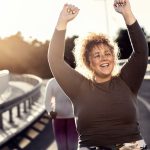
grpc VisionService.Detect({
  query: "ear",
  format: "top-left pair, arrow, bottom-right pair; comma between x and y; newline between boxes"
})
113,55 -> 116,65
88,58 -> 92,70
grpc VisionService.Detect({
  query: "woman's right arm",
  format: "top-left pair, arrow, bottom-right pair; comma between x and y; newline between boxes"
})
48,4 -> 83,100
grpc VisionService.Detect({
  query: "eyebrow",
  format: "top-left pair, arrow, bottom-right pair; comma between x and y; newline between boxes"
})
105,50 -> 111,53
93,52 -> 100,55
93,50 -> 111,55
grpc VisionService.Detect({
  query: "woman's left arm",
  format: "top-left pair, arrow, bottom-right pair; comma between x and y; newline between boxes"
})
114,0 -> 148,94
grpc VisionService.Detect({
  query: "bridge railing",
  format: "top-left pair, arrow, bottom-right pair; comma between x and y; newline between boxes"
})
0,74 -> 43,130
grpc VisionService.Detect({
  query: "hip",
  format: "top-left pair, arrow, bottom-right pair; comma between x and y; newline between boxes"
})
78,139 -> 148,150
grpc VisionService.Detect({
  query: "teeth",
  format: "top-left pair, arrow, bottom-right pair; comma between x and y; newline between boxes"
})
100,63 -> 109,67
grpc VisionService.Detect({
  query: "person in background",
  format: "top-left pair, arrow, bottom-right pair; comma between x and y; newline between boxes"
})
44,77 -> 78,150
48,0 -> 148,149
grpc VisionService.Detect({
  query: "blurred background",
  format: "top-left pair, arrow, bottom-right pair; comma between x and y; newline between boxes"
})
0,0 -> 150,149
0,0 -> 149,79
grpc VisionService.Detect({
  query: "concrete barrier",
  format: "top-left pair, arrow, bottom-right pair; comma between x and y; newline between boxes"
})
0,70 -> 9,95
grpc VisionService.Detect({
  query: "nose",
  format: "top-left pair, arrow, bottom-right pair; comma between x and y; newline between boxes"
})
100,54 -> 107,61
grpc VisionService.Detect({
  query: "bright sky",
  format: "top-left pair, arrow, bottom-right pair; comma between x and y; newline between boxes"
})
0,0 -> 150,42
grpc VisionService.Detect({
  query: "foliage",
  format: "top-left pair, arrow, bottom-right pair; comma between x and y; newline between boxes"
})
115,28 -> 150,59
0,33 -> 78,78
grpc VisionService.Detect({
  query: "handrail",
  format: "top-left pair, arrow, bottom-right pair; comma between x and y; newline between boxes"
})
0,73 -> 43,130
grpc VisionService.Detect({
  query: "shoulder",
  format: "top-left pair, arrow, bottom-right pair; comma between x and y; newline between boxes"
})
47,78 -> 61,90
47,78 -> 56,85
112,75 -> 130,88
46,78 -> 56,88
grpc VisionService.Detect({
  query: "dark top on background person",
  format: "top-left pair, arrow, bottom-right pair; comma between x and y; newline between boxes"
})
48,0 -> 148,147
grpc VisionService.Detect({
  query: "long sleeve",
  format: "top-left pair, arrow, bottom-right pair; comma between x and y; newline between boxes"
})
48,29 -> 85,100
120,21 -> 148,94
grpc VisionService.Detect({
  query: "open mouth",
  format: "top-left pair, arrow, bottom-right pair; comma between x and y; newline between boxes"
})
100,63 -> 109,68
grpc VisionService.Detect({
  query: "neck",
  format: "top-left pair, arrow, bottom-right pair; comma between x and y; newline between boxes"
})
93,75 -> 112,83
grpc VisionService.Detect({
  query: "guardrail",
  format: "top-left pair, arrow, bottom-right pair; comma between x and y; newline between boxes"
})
0,74 -> 42,130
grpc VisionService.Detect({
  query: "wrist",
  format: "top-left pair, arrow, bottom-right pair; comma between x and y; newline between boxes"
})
122,9 -> 132,17
56,20 -> 67,30
50,111 -> 57,119
123,11 -> 136,25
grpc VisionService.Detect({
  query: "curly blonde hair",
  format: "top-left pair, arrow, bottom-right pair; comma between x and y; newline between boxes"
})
73,32 -> 120,79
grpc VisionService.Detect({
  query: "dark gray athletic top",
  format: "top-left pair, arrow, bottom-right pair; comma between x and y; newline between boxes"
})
48,21 -> 148,146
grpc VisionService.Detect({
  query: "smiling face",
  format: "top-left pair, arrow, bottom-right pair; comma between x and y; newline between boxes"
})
89,44 -> 115,83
